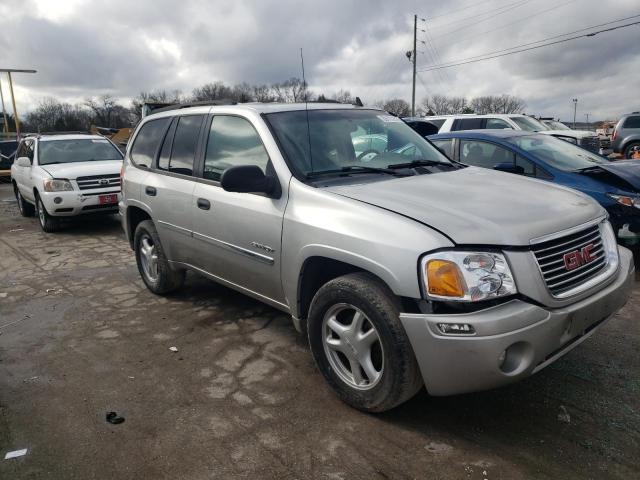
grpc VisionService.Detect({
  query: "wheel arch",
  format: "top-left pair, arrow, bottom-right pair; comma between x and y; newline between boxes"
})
126,205 -> 153,248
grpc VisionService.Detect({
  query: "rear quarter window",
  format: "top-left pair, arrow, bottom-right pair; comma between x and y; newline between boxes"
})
452,118 -> 483,131
622,116 -> 640,129
130,117 -> 171,168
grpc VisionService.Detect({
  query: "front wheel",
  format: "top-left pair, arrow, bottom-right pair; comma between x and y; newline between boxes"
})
14,184 -> 35,217
307,272 -> 423,412
624,142 -> 640,159
134,220 -> 185,295
35,194 -> 60,232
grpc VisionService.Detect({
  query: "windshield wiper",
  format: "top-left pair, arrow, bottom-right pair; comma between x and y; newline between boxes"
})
387,159 -> 457,169
306,165 -> 406,178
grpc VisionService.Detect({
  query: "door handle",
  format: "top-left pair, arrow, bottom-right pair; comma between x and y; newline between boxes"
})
197,198 -> 211,210
145,186 -> 157,196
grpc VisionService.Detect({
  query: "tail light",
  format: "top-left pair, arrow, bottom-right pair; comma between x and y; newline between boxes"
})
612,129 -> 617,141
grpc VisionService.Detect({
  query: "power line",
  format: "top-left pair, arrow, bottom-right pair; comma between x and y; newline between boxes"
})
426,0 -> 500,21
417,19 -> 640,72
444,0 -> 577,48
431,0 -> 536,38
428,0 -> 533,29
419,14 -> 640,71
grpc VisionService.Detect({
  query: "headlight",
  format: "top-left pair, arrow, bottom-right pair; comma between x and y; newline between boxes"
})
421,251 -> 517,302
606,193 -> 640,209
43,179 -> 73,192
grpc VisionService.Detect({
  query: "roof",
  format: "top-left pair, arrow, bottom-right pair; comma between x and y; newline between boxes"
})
146,102 -> 370,118
38,134 -> 106,142
418,113 -> 529,119
429,129 -> 540,140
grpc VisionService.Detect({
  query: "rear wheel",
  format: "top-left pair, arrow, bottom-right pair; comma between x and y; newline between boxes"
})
35,194 -> 61,232
134,220 -> 185,294
14,184 -> 35,217
623,142 -> 640,159
307,272 -> 423,412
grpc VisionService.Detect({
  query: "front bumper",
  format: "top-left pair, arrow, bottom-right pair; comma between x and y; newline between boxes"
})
40,190 -> 121,216
400,246 -> 635,396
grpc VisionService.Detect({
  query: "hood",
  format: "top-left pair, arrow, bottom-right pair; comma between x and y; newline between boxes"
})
540,130 -> 597,139
578,160 -> 640,192
39,160 -> 123,179
326,167 -> 604,246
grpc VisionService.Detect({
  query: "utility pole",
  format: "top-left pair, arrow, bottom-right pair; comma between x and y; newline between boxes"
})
584,113 -> 590,130
572,98 -> 578,129
411,14 -> 417,117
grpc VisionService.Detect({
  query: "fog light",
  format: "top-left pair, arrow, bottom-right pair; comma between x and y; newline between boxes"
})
54,197 -> 62,204
437,323 -> 475,335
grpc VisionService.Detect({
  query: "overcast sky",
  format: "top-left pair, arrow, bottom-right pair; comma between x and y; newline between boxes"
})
0,0 -> 639,121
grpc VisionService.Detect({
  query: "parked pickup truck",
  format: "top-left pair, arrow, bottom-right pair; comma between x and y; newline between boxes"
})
120,103 -> 634,412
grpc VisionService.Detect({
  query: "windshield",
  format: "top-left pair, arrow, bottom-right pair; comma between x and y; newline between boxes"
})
543,120 -> 571,131
39,138 -> 123,165
265,109 -> 452,179
507,135 -> 608,170
510,116 -> 548,132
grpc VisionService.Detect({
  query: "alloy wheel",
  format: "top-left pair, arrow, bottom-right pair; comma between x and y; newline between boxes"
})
139,234 -> 159,282
322,303 -> 384,390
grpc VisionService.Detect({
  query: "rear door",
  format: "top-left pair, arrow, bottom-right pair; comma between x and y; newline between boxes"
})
142,114 -> 206,264
15,139 -> 36,201
191,114 -> 287,305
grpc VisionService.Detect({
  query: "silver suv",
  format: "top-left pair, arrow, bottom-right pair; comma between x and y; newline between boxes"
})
612,112 -> 640,158
120,103 -> 634,412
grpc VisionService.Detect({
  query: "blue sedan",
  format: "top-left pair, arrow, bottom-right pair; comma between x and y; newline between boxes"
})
428,130 -> 640,244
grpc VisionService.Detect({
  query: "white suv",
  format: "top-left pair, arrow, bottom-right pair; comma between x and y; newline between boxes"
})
11,134 -> 124,232
406,114 -> 602,154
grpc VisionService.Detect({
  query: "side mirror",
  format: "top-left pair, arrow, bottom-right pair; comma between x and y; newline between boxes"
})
493,162 -> 524,174
15,156 -> 31,167
220,165 -> 280,198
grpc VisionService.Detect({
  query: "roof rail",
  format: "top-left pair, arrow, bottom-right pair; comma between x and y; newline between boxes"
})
151,99 -> 238,115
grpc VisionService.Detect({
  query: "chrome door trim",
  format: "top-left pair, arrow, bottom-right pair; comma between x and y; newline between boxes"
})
157,220 -> 192,236
192,231 -> 275,265
169,260 -> 288,312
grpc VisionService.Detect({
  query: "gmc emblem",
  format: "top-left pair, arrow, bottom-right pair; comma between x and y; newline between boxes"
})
563,244 -> 596,271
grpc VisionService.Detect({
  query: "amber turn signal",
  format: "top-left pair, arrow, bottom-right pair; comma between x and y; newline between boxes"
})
426,260 -> 465,298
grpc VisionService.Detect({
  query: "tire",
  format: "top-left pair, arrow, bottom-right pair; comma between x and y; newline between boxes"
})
623,142 -> 640,159
35,194 -> 61,232
14,184 -> 35,217
134,220 -> 185,295
307,272 -> 423,412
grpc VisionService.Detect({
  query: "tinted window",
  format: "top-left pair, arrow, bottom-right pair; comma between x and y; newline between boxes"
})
460,140 -> 514,168
204,116 -> 269,181
130,118 -> 170,168
452,118 -> 483,131
25,140 -> 35,160
158,115 -> 204,175
427,119 -> 445,128
431,139 -> 453,158
485,118 -> 512,129
407,121 -> 440,136
623,116 -> 640,129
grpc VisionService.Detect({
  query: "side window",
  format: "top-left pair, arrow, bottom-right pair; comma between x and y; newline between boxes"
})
452,118 -> 483,131
460,140 -> 514,168
158,115 -> 204,176
623,116 -> 640,129
203,116 -> 269,182
515,155 -> 535,176
130,118 -> 170,168
485,118 -> 512,130
15,141 -> 25,159
431,139 -> 453,158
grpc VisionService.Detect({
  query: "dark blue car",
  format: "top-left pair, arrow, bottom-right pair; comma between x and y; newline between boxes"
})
428,130 -> 640,244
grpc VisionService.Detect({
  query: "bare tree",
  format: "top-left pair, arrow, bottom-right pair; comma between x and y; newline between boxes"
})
470,94 -> 526,114
85,95 -> 131,127
252,84 -> 275,102
271,78 -> 310,102
23,97 -> 92,132
191,81 -> 234,102
332,89 -> 354,104
383,99 -> 411,117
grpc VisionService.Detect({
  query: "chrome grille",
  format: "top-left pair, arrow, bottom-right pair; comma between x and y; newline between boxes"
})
76,174 -> 121,191
579,137 -> 600,153
532,224 -> 607,296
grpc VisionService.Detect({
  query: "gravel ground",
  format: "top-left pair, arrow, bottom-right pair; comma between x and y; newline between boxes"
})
0,183 -> 638,479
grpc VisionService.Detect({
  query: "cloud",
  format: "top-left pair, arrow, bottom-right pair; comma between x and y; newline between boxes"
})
0,0 -> 638,120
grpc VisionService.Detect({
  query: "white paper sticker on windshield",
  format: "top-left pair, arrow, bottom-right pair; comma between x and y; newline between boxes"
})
92,139 -> 109,143
377,115 -> 402,123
